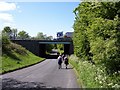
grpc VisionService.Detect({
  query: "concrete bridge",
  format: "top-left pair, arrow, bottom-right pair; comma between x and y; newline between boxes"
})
11,39 -> 74,58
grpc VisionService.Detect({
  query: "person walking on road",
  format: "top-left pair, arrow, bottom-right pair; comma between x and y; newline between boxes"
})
64,56 -> 69,69
57,55 -> 62,69
62,53 -> 65,61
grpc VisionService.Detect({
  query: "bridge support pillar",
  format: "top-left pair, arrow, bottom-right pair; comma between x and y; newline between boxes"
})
69,42 -> 74,54
64,42 -> 74,55
39,44 -> 46,57
64,44 -> 70,55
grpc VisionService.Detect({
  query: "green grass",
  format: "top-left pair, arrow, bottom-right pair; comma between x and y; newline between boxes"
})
69,55 -> 120,88
1,51 -> 45,74
1,42 -> 45,74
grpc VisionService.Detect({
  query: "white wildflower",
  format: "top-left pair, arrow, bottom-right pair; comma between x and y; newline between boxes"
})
93,65 -> 95,67
104,77 -> 107,80
112,84 -> 120,88
108,83 -> 113,86
114,72 -> 117,74
98,75 -> 101,79
115,84 -> 118,86
118,71 -> 120,74
102,78 -> 105,82
95,77 -> 97,81
99,81 -> 102,84
100,70 -> 103,73
112,85 -> 115,88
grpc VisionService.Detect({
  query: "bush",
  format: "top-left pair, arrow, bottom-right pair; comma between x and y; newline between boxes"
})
73,2 -> 120,73
2,34 -> 11,54
2,34 -> 10,45
87,18 -> 120,73
2,34 -> 28,55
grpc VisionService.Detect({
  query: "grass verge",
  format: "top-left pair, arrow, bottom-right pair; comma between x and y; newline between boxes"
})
1,42 -> 45,74
1,51 -> 45,74
69,55 -> 120,88
69,55 -> 85,88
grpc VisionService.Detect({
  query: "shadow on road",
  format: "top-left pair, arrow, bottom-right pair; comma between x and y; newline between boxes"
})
2,78 -> 61,90
45,55 -> 59,59
61,67 -> 73,70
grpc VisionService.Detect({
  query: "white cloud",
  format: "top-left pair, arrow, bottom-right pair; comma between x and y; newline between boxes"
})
0,2 -> 16,11
0,13 -> 13,22
3,22 -> 12,26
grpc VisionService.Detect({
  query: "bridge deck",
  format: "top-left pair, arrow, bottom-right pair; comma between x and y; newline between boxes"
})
38,41 -> 71,44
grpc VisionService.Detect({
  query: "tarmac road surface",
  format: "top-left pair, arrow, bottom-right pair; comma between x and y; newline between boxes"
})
1,59 -> 80,89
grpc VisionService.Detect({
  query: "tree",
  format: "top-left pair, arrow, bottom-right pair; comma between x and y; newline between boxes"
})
35,32 -> 46,40
73,1 -> 120,73
18,31 -> 30,40
2,27 -> 18,40
35,32 -> 53,40
2,26 -> 12,39
12,28 -> 17,40
46,36 -> 53,40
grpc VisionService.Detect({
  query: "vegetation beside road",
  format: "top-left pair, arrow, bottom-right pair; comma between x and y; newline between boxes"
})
72,1 -> 120,88
1,35 -> 45,74
70,55 -> 120,88
73,2 -> 120,74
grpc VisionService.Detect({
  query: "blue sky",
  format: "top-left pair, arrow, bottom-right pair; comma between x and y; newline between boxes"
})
0,2 -> 79,38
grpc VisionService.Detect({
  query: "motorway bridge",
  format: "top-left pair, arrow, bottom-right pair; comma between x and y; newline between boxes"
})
12,39 -> 74,58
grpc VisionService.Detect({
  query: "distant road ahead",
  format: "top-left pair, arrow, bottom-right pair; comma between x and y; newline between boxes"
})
1,59 -> 79,89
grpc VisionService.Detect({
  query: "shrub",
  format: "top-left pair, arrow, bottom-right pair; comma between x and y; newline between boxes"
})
2,34 -> 10,45
73,2 -> 120,73
2,35 -> 28,56
2,34 -> 11,54
87,18 -> 120,73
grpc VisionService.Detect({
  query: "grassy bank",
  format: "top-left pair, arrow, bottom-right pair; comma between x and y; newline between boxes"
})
69,55 -> 120,88
1,42 -> 45,74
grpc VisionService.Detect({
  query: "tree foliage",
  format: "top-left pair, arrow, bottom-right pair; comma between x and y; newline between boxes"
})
2,26 -> 12,39
2,26 -> 18,40
33,32 -> 53,40
12,29 -> 17,39
32,32 -> 54,53
18,30 -> 30,40
73,1 -> 120,73
36,32 -> 46,40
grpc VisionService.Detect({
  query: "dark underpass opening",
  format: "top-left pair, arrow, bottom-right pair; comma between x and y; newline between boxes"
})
39,41 -> 73,59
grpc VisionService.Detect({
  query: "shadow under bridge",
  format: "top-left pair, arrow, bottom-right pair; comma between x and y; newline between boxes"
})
38,41 -> 74,58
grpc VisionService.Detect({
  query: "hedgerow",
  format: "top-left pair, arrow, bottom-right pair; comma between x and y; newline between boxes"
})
73,1 -> 120,74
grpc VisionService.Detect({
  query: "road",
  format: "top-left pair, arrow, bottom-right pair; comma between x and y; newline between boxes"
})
1,59 -> 79,89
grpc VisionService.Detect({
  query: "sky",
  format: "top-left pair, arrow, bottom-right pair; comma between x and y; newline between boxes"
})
0,1 -> 80,38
